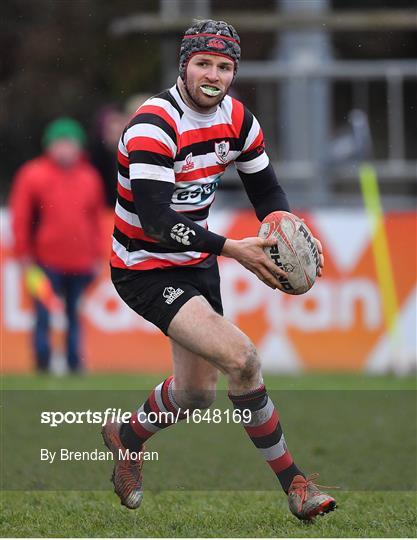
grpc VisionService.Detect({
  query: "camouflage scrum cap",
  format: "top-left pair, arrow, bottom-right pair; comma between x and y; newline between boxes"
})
179,19 -> 241,80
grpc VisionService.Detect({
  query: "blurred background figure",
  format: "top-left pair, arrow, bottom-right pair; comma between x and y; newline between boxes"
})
124,93 -> 152,118
9,117 -> 107,373
89,106 -> 126,208
89,97 -> 151,208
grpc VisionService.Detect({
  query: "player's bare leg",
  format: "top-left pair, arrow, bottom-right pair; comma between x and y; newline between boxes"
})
168,296 -> 336,520
168,296 -> 262,394
170,339 -> 219,410
168,296 -> 261,394
101,339 -> 218,509
102,303 -> 221,510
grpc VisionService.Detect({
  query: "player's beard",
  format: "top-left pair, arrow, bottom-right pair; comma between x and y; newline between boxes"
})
185,79 -> 229,110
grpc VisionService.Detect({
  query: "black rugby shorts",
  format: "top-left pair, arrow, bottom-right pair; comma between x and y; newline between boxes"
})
111,261 -> 223,335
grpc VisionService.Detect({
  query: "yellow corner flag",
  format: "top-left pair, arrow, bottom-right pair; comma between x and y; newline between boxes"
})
359,164 -> 400,340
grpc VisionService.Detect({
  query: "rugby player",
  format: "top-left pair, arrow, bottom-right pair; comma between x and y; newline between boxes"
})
102,19 -> 336,521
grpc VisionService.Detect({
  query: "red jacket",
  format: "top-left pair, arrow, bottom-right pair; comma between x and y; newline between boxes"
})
10,155 -> 107,273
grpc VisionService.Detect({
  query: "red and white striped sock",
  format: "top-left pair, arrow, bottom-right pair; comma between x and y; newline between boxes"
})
120,376 -> 185,450
229,384 -> 304,493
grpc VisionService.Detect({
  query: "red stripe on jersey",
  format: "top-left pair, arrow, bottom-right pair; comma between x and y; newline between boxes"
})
268,451 -> 294,474
110,250 -> 210,271
114,214 -> 157,243
244,129 -> 264,154
176,164 -> 226,182
130,413 -> 154,439
231,98 -> 245,135
179,123 -> 238,149
117,183 -> 133,202
110,251 -> 129,268
118,150 -> 129,167
138,104 -> 179,139
244,410 -> 279,438
126,136 -> 173,157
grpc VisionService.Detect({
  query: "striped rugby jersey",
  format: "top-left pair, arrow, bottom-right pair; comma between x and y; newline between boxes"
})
111,84 -> 269,271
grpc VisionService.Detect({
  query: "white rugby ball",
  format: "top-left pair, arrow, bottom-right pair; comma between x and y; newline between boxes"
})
258,211 -> 319,295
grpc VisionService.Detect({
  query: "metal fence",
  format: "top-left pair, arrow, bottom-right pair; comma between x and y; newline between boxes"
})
233,59 -> 417,209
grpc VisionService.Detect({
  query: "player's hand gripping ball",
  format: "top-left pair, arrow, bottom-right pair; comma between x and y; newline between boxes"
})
258,211 -> 320,295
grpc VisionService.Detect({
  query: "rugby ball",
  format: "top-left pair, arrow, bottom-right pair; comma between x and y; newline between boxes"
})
258,211 -> 319,295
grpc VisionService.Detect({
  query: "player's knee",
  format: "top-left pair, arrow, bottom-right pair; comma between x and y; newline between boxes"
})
176,388 -> 216,411
228,340 -> 261,384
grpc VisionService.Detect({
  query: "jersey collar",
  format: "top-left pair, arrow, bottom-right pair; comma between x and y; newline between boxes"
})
170,84 -> 219,124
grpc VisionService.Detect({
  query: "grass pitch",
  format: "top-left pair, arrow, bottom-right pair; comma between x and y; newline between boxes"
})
1,372 -> 416,538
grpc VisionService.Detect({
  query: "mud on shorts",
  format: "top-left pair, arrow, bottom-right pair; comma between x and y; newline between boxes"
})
111,261 -> 223,335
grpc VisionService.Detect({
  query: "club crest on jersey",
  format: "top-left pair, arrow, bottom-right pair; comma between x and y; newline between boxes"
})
181,152 -> 195,172
214,140 -> 230,164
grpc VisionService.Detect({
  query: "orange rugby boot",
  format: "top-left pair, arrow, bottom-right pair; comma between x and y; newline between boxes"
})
288,473 -> 337,521
102,421 -> 144,509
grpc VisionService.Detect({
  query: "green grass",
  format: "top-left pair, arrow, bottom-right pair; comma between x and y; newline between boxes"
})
2,490 -> 416,538
1,373 -> 416,537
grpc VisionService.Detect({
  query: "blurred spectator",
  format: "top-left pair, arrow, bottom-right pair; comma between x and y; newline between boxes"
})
124,93 -> 152,118
9,117 -> 107,373
89,106 -> 126,207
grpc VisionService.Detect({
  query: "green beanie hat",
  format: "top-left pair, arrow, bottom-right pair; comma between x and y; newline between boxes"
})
43,117 -> 87,148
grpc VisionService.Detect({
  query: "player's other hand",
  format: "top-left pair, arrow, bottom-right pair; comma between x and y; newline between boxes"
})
221,237 -> 287,290
314,237 -> 324,277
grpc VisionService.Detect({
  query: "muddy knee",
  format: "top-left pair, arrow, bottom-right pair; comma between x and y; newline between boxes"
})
227,341 -> 261,388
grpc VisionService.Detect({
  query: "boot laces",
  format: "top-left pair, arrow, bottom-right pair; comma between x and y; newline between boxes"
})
292,473 -> 338,512
117,457 -> 143,496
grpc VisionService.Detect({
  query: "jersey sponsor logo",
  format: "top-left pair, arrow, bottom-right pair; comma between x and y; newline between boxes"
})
207,38 -> 226,50
181,153 -> 195,172
163,287 -> 184,305
173,178 -> 220,204
214,140 -> 230,164
170,223 -> 196,246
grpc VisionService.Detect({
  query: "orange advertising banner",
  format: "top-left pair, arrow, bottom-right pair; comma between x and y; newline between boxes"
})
1,209 -> 416,374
